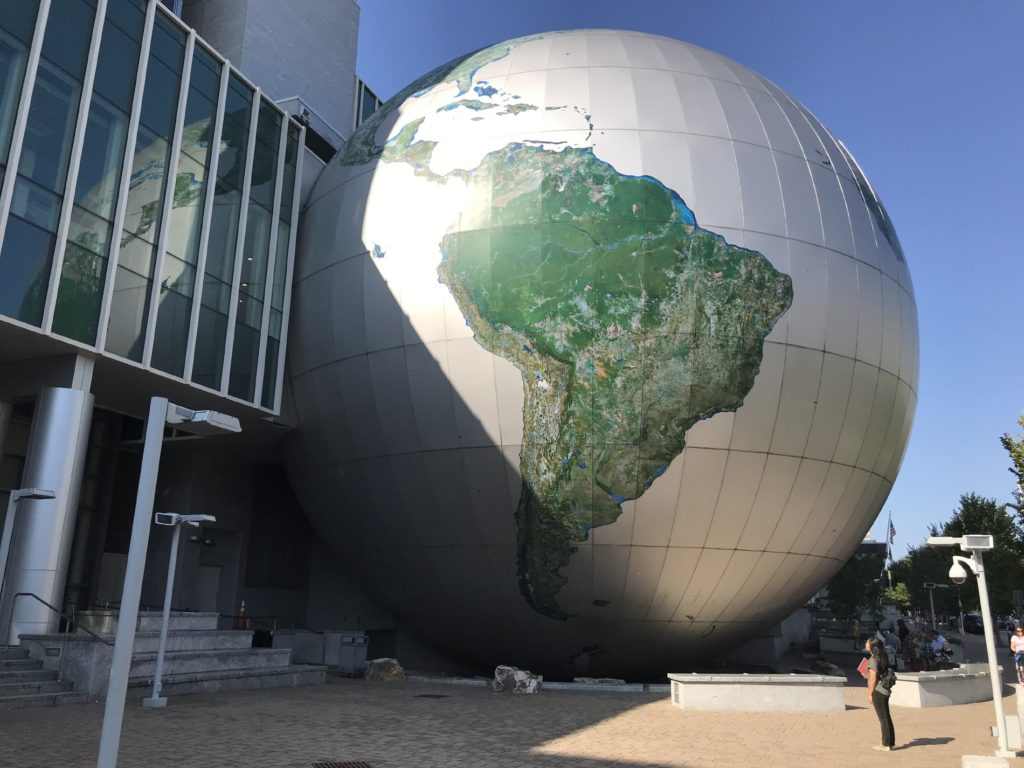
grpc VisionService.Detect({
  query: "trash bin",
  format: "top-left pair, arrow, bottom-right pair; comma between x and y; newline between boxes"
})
337,631 -> 368,677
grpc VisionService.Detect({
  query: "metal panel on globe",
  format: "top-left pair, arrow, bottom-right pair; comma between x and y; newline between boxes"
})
287,30 -> 918,676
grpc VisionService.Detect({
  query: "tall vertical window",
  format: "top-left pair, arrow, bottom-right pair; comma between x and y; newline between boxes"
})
260,122 -> 299,408
0,1 -> 40,188
104,12 -> 184,361
52,0 -> 147,343
191,74 -> 252,390
227,100 -> 279,400
150,45 -> 220,375
0,0 -> 97,325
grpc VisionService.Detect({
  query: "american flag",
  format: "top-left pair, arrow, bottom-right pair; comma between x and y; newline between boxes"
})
888,520 -> 896,544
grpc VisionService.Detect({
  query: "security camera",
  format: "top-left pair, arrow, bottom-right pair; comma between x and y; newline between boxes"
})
949,561 -> 969,585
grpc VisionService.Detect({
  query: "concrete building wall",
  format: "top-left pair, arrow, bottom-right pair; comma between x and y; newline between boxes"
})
185,0 -> 359,139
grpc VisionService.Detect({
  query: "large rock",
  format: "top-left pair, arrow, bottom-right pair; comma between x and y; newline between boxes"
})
493,665 -> 542,694
364,657 -> 406,682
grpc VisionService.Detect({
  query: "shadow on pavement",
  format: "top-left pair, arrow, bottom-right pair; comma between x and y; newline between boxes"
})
900,736 -> 954,748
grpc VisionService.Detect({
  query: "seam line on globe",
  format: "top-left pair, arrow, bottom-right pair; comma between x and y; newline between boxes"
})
296,450 -> 897,494
289,342 -> 919,400
293,231 -> 914,302
303,128 -> 865,215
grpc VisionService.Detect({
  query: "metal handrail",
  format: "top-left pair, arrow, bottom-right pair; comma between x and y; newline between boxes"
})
5,592 -> 113,682
7,593 -> 113,646
242,615 -> 326,635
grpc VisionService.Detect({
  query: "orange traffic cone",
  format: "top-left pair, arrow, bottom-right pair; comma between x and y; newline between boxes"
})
233,600 -> 247,630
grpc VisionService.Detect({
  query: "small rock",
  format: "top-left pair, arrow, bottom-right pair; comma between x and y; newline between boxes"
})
493,665 -> 542,693
573,677 -> 626,685
364,657 -> 406,681
810,659 -> 846,677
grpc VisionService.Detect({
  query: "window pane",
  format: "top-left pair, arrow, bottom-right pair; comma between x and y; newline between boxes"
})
16,61 -> 80,193
150,254 -> 194,376
0,0 -> 96,326
53,0 -> 145,344
105,262 -> 149,360
0,213 -> 53,322
249,103 -> 279,209
0,0 -> 40,179
51,237 -> 104,341
192,75 -> 252,389
259,334 -> 278,407
191,274 -> 230,388
227,293 -> 261,399
73,96 -> 127,219
92,3 -> 144,111
39,0 -> 95,80
270,220 -> 288,309
105,18 -> 184,360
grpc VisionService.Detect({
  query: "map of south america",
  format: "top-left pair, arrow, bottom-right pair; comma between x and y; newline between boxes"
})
340,40 -> 793,620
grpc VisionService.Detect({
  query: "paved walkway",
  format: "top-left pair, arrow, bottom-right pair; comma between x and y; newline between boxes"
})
4,672 -> 1024,768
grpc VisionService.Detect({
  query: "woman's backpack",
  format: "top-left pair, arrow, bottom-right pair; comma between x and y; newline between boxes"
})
880,666 -> 897,690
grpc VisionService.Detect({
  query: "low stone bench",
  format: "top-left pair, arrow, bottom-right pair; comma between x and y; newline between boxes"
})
889,663 -> 997,708
667,673 -> 845,712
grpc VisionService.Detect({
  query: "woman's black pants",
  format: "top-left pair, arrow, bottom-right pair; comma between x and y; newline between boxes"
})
872,690 -> 895,747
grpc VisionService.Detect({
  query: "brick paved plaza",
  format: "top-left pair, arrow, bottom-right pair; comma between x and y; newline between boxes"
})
4,674 -> 1024,768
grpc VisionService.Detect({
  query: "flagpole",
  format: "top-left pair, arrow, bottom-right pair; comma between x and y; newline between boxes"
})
879,511 -> 893,606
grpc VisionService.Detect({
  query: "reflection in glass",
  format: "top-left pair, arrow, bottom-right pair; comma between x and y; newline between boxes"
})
105,13 -> 184,360
52,0 -> 146,342
260,125 -> 299,407
0,0 -> 41,186
151,45 -> 220,376
0,0 -> 96,325
191,74 -> 252,389
227,101 -> 279,400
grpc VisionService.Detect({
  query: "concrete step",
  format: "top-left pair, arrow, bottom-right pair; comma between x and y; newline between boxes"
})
0,669 -> 58,684
0,648 -> 30,661
0,678 -> 74,696
129,629 -> 253,654
0,658 -> 42,671
78,610 -> 220,634
0,690 -> 90,710
129,647 -> 293,678
127,664 -> 327,698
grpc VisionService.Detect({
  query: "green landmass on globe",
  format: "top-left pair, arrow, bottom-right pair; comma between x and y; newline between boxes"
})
340,39 -> 794,620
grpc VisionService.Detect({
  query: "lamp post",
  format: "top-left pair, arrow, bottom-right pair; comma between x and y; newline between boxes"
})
923,581 -> 949,630
96,398 -> 240,768
927,534 -> 1015,757
143,512 -> 217,709
0,488 -> 57,611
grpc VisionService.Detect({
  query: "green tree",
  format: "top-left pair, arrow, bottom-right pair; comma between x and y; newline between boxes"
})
825,547 -> 886,623
1001,415 -> 1024,513
889,540 -> 961,618
882,582 -> 912,609
891,494 -> 1024,617
940,493 -> 1024,615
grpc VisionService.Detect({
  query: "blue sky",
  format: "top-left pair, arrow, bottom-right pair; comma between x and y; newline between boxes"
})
353,0 -> 1024,557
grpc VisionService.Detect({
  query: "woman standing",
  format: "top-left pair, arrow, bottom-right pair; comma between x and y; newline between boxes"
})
866,637 -> 896,751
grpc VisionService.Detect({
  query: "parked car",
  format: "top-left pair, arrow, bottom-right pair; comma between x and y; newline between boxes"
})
963,613 -> 985,634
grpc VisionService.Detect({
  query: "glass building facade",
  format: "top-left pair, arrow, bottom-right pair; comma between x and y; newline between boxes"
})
0,0 -> 304,413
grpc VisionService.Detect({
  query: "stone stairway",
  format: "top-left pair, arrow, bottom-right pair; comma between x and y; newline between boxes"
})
17,610 -> 327,702
0,647 -> 89,709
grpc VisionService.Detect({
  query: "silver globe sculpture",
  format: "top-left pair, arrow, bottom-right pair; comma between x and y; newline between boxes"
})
287,30 -> 917,676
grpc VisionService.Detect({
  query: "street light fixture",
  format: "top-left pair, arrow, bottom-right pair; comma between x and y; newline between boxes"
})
143,512 -> 217,709
926,534 -> 1015,757
96,398 -> 240,768
0,488 -> 57,615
